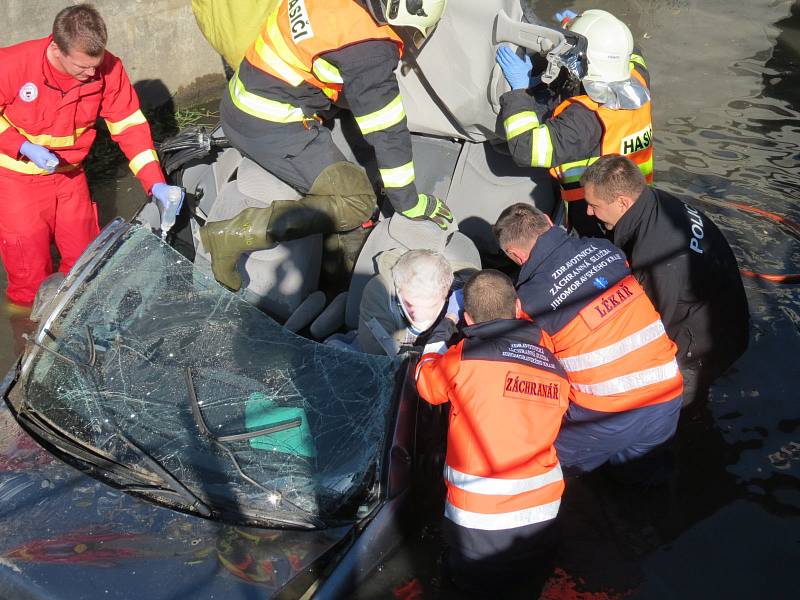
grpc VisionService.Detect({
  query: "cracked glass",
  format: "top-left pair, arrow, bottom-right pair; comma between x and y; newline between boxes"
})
9,225 -> 404,528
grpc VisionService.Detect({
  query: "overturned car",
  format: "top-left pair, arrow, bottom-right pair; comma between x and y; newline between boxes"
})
0,2 -> 570,597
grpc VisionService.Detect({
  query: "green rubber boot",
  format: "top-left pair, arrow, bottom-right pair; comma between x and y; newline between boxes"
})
199,162 -> 376,291
199,207 -> 274,291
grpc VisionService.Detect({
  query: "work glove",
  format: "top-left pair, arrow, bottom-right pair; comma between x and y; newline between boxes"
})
401,193 -> 453,230
20,141 -> 59,173
554,9 -> 578,24
151,183 -> 185,213
445,288 -> 464,323
496,46 -> 533,90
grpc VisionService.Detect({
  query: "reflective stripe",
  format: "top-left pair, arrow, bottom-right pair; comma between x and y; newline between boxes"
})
253,34 -> 305,86
105,109 -> 147,136
312,57 -> 343,84
504,111 -> 539,139
354,94 -> 406,135
129,149 -> 158,175
630,53 -> 647,69
559,320 -> 666,372
266,9 -> 307,71
572,359 -> 679,396
638,154 -> 654,177
445,464 -> 563,496
445,498 -> 560,531
531,126 -> 554,167
228,71 -> 306,123
3,114 -> 88,148
379,161 -> 415,188
0,153 -> 78,175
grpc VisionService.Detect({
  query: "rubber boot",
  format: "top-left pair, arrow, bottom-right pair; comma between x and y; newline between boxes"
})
199,162 -> 375,291
198,207 -> 274,291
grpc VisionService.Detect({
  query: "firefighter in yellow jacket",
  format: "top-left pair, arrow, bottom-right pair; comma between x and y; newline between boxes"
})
496,9 -> 653,237
197,0 -> 451,291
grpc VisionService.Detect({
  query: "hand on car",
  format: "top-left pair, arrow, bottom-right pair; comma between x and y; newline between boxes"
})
20,141 -> 59,173
402,193 -> 454,230
555,9 -> 578,23
496,46 -> 533,90
151,183 -> 185,212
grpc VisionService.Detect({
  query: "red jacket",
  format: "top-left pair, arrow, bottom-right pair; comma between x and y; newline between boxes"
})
416,319 -> 569,531
0,36 -> 164,192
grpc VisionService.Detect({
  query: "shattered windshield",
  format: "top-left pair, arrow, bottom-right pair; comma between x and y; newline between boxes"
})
8,224 -> 403,528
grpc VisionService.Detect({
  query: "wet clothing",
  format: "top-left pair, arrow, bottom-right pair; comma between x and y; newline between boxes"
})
357,247 -> 479,355
500,54 -> 652,235
221,0 -> 418,214
516,227 -> 682,472
0,170 -> 98,305
415,319 -> 569,567
612,187 -> 750,405
0,36 -> 164,304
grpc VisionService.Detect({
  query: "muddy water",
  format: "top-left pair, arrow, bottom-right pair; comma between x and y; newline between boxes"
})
2,0 -> 799,597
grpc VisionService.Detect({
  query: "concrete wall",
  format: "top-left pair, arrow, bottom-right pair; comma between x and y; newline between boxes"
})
2,0 -> 226,107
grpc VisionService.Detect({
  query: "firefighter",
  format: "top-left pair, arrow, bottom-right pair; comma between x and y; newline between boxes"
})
198,0 -> 453,292
495,9 -> 653,237
493,204 -> 683,473
415,269 -> 569,591
581,155 -> 750,407
0,4 -> 181,306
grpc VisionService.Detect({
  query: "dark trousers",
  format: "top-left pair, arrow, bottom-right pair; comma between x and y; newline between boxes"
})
555,397 -> 682,475
220,91 -> 348,194
443,517 -> 556,595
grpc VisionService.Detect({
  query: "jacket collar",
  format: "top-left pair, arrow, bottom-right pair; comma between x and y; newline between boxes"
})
518,227 -> 569,285
612,187 -> 656,248
463,318 -> 538,340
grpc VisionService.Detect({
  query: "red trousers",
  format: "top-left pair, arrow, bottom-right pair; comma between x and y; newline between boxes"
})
0,169 -> 99,305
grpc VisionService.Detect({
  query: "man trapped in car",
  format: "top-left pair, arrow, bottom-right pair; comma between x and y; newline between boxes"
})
415,269 -> 569,591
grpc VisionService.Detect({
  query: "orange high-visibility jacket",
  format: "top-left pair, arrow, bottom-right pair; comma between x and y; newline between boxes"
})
517,228 -> 682,413
244,0 -> 402,103
416,319 -> 569,531
548,69 -> 653,202
0,36 -> 164,192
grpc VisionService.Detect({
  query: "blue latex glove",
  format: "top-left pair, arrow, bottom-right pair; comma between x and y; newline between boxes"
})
151,183 -> 185,212
445,288 -> 464,323
555,9 -> 578,23
20,141 -> 58,173
496,46 -> 533,90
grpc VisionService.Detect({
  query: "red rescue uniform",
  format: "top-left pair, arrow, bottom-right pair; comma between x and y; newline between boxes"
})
0,36 -> 165,304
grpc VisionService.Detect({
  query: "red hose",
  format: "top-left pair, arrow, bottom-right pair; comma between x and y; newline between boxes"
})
695,196 -> 800,284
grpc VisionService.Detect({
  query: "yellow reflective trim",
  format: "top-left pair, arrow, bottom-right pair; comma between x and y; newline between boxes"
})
504,111 -> 539,139
0,114 -> 9,134
253,34 -> 305,86
228,71 -> 305,123
0,153 -> 78,175
3,114 -> 88,148
311,57 -> 343,84
379,161 -> 415,188
105,109 -> 147,136
630,53 -> 647,69
638,154 -> 654,176
531,126 -> 554,168
129,149 -> 158,175
266,9 -> 307,72
355,94 -> 406,136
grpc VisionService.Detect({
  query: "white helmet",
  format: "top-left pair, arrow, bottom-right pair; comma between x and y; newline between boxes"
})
364,0 -> 447,37
566,9 -> 633,83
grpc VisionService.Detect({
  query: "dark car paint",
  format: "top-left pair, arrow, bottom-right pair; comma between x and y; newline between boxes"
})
0,320 -> 443,599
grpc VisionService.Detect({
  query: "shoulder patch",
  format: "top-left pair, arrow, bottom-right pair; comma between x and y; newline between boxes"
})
287,0 -> 315,43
